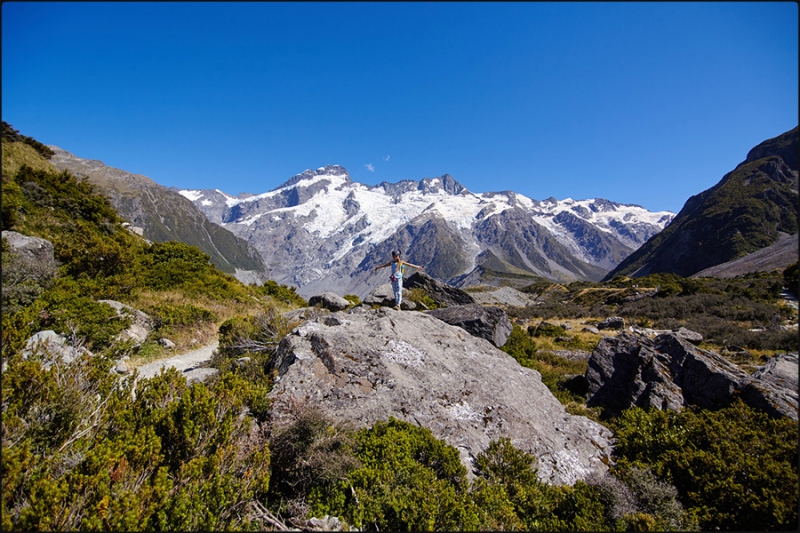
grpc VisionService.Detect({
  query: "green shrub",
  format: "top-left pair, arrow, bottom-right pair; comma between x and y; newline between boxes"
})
502,325 -> 587,406
257,279 -> 308,307
611,401 -> 798,530
309,417 -> 479,531
1,351 -> 272,531
147,303 -> 216,329
784,262 -> 798,296
35,278 -> 133,351
407,287 -> 438,309
3,121 -> 55,159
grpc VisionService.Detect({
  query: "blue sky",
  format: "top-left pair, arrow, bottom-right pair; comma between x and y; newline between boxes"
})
2,2 -> 797,213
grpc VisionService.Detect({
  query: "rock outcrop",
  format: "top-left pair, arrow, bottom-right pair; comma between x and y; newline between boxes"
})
425,303 -> 513,348
2,230 -> 56,266
21,330 -> 91,368
597,317 -> 625,330
309,292 -> 351,312
98,300 -> 154,347
404,272 -> 475,307
267,306 -> 613,486
585,332 -> 798,419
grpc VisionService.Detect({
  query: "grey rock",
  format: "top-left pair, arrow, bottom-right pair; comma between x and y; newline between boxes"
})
399,299 -> 417,310
268,308 -> 612,485
183,367 -> 219,383
426,304 -> 513,348
159,338 -> 176,349
2,230 -> 56,265
597,317 -> 625,330
542,349 -> 592,362
115,361 -> 130,374
98,300 -> 154,347
674,326 -> 703,345
582,326 -> 601,335
404,272 -> 475,307
22,330 -> 91,368
467,286 -> 538,307
586,332 -> 798,419
283,307 -> 325,323
752,353 -> 798,392
309,292 -> 351,311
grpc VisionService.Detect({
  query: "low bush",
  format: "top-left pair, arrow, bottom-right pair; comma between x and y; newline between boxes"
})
1,350 -> 272,531
611,401 -> 798,531
257,279 -> 308,307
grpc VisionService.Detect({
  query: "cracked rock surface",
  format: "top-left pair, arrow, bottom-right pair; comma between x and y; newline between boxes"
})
268,306 -> 612,485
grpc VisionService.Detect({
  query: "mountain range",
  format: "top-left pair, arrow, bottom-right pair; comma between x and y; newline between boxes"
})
11,122 -> 794,298
178,170 -> 674,298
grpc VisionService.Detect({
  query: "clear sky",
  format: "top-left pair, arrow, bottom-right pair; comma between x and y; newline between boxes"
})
2,2 -> 797,213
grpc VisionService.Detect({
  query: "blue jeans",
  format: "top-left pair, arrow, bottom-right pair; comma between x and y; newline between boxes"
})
392,277 -> 403,306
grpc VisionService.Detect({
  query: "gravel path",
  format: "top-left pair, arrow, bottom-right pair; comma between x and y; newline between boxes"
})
135,341 -> 219,380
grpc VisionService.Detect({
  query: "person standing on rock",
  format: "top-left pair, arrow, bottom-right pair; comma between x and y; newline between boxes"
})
374,250 -> 423,309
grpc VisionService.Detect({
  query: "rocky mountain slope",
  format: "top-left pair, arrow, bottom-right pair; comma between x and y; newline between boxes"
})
180,168 -> 673,298
605,127 -> 798,280
692,231 -> 798,279
46,147 -> 268,284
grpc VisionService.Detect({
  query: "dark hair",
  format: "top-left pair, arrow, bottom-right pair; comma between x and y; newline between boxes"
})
392,250 -> 401,257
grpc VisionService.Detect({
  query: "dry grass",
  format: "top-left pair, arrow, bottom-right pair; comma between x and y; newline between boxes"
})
124,289 -> 297,366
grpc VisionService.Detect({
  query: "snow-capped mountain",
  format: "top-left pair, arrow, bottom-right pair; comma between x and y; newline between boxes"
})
179,165 -> 674,298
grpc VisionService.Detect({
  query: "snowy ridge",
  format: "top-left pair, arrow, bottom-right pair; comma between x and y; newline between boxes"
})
179,165 -> 675,296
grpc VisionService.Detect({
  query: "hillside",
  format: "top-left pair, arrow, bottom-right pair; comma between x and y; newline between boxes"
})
605,127 -> 798,280
44,145 -> 268,284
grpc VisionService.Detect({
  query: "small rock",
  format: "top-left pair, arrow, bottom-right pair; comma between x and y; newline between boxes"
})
159,338 -> 176,349
400,300 -> 417,310
598,317 -> 625,330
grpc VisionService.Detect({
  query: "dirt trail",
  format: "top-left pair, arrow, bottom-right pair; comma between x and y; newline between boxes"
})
135,341 -> 219,380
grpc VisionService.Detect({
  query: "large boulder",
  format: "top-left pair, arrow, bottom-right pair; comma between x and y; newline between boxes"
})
98,300 -> 154,347
21,330 -> 91,368
586,332 -> 798,419
1,231 -> 58,311
425,303 -> 513,348
1,230 -> 55,266
403,272 -> 475,307
268,306 -> 613,486
309,292 -> 351,311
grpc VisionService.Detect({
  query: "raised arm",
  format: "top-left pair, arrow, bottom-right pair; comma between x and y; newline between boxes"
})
373,261 -> 392,271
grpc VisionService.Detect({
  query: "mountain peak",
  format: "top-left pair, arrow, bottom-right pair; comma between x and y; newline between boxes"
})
275,164 -> 351,190
419,174 -> 469,195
